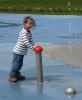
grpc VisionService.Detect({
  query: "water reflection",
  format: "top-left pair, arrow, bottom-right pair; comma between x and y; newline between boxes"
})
0,14 -> 82,44
56,33 -> 82,39
0,22 -> 21,28
0,32 -> 8,37
0,35 -> 3,37
9,81 -> 43,95
37,84 -> 43,95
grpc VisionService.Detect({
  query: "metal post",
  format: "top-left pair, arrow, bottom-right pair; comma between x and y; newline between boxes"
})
34,45 -> 43,83
36,52 -> 43,83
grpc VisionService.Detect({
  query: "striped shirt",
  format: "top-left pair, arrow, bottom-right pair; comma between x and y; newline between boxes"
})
13,28 -> 35,55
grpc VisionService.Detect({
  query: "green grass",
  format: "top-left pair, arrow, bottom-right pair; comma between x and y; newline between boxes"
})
0,0 -> 68,7
0,0 -> 82,8
0,0 -> 82,15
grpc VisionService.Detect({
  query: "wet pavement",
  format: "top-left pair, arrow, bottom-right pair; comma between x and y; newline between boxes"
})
1,43 -> 82,100
0,14 -> 82,100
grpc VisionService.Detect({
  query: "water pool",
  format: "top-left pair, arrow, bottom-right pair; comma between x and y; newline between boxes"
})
0,14 -> 82,45
0,14 -> 82,100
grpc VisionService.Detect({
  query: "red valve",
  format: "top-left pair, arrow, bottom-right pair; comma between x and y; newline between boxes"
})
33,45 -> 43,53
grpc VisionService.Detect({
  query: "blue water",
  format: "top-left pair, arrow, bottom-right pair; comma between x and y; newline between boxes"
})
0,14 -> 82,100
0,13 -> 82,44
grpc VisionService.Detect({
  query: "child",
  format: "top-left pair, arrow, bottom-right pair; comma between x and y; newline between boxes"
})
9,16 -> 36,82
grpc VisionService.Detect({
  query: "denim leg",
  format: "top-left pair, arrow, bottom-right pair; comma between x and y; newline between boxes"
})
10,53 -> 24,77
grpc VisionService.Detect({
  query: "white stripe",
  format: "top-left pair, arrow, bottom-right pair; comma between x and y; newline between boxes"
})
13,28 -> 35,55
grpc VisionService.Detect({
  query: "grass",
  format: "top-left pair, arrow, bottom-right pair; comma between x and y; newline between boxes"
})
0,0 -> 82,15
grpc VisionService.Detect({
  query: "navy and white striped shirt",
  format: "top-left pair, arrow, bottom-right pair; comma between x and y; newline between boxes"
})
13,28 -> 35,55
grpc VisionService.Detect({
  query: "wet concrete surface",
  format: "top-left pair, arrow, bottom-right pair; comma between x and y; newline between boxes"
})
0,43 -> 82,100
0,14 -> 82,100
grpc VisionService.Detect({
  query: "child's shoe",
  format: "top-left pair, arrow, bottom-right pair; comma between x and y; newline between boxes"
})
17,75 -> 26,80
9,75 -> 26,82
9,76 -> 18,82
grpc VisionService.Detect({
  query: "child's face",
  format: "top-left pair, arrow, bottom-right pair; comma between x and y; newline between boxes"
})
24,20 -> 33,30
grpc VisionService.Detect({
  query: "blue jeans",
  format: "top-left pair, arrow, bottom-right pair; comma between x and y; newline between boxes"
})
10,53 -> 24,77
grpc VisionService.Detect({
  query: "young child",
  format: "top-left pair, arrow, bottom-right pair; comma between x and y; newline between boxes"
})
9,16 -> 36,82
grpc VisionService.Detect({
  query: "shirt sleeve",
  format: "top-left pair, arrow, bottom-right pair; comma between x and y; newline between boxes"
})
22,32 -> 35,49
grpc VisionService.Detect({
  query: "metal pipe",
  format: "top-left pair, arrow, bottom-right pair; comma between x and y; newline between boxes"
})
34,45 -> 43,83
36,52 -> 43,83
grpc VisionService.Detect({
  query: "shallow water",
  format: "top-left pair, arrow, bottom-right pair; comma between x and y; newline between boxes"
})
0,14 -> 82,44
0,14 -> 82,100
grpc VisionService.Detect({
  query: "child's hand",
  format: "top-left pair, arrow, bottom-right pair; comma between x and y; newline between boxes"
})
33,45 -> 43,53
33,44 -> 39,51
34,44 -> 39,49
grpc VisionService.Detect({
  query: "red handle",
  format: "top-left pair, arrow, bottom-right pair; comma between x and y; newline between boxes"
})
33,45 -> 43,53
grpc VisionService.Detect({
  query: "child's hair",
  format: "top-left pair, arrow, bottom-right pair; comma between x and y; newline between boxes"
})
23,16 -> 36,26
